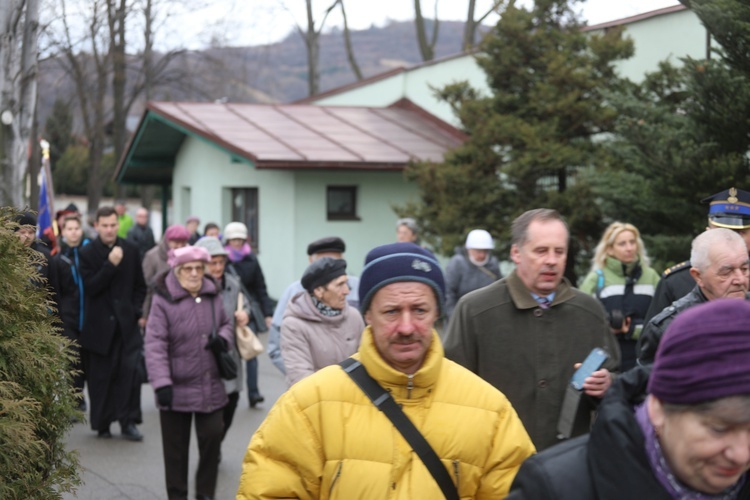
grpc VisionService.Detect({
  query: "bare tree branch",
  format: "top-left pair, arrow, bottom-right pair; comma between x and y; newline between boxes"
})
477,0 -> 505,24
338,0 -> 362,80
414,0 -> 438,61
464,0 -> 507,51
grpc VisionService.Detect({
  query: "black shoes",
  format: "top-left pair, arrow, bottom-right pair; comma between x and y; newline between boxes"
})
195,495 -> 215,500
120,423 -> 143,442
249,394 -> 265,408
97,428 -> 112,439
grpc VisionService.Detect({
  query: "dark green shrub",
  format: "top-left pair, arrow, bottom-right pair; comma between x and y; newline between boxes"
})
0,208 -> 80,498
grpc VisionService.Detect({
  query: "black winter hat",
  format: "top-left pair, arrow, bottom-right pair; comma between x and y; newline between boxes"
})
307,236 -> 346,256
359,242 -> 444,314
14,211 -> 37,229
301,257 -> 347,292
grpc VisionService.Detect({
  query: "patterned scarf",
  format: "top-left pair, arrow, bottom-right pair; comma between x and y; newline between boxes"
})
635,402 -> 747,499
225,242 -> 252,263
311,295 -> 343,317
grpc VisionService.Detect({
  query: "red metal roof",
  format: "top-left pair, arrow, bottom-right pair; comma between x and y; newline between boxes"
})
147,100 -> 465,169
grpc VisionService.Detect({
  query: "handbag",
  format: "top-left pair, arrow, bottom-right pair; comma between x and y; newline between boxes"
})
236,293 -> 264,360
209,298 -> 238,380
339,358 -> 459,500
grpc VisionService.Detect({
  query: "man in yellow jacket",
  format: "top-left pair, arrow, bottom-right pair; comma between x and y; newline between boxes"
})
237,242 -> 535,499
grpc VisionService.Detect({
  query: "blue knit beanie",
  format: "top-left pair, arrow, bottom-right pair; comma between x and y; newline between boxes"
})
359,242 -> 445,314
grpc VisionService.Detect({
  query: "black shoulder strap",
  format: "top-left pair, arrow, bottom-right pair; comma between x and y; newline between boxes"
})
339,358 -> 459,500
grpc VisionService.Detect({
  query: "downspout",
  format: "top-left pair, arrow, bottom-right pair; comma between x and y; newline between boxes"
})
161,184 -> 169,230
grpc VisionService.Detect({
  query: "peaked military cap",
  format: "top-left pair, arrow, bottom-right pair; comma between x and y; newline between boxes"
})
701,187 -> 750,230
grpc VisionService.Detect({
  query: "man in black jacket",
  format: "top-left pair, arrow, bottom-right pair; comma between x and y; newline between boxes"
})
644,187 -> 750,322
126,207 -> 155,261
79,206 -> 147,441
637,228 -> 750,365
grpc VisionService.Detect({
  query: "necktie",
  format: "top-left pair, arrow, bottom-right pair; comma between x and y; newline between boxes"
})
538,297 -> 551,309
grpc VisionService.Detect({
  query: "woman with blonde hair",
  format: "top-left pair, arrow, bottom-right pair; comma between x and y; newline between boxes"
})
580,222 -> 660,370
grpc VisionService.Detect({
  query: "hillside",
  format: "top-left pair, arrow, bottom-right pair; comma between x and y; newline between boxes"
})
37,19 -> 486,128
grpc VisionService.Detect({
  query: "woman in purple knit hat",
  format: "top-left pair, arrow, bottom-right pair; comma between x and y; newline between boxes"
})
145,245 -> 234,500
508,299 -> 750,499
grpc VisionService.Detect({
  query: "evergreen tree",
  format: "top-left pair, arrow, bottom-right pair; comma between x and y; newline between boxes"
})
591,0 -> 750,270
401,0 -> 633,280
0,208 -> 80,497
44,99 -> 74,170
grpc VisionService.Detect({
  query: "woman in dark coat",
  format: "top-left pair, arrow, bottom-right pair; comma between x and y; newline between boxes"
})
508,300 -> 750,499
223,221 -> 273,407
145,245 -> 234,500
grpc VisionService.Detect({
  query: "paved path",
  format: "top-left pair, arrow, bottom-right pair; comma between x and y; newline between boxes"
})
63,350 -> 286,499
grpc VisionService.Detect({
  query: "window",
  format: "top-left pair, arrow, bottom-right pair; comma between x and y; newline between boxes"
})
231,188 -> 259,250
327,186 -> 359,221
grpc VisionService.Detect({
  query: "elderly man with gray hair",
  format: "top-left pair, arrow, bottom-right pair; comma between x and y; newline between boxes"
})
637,227 -> 750,365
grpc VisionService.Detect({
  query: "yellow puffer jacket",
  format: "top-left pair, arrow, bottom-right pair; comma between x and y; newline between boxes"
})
237,327 -> 535,499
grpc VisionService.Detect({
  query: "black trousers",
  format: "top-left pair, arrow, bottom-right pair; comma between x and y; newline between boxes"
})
222,391 -> 239,441
159,408 -> 224,500
83,327 -> 142,431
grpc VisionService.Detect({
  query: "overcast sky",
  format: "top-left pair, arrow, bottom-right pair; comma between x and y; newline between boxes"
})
171,0 -> 683,49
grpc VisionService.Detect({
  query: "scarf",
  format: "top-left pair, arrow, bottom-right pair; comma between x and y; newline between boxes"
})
468,252 -> 490,267
225,242 -> 251,263
311,295 -> 343,317
635,402 -> 747,499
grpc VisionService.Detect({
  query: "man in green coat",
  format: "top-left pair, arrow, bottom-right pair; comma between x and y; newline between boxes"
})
444,208 -> 620,451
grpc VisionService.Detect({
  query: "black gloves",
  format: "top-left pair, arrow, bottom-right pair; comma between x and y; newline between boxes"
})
205,333 -> 228,356
156,385 -> 173,409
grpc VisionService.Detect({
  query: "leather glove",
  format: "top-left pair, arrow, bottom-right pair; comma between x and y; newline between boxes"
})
156,385 -> 173,409
205,333 -> 228,356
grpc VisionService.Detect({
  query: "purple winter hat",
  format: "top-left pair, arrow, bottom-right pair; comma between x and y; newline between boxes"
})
648,299 -> 750,405
167,246 -> 210,268
164,224 -> 190,242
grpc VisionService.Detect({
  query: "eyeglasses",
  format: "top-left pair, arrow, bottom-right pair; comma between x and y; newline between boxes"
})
181,265 -> 205,274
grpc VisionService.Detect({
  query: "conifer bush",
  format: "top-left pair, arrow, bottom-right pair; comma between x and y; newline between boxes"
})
0,208 -> 80,498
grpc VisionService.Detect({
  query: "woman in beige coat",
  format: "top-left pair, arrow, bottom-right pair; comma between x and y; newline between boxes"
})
281,257 -> 364,386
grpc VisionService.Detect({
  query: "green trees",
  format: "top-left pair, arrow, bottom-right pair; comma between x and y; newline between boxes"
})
590,0 -> 750,268
44,99 -> 74,170
404,0 -> 750,275
402,0 -> 632,278
0,209 -> 80,497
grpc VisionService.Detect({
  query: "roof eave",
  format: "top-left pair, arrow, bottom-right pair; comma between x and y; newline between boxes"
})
255,160 -> 409,171
583,4 -> 687,32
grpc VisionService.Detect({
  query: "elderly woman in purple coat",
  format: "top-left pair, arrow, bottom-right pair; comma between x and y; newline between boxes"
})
145,245 -> 234,500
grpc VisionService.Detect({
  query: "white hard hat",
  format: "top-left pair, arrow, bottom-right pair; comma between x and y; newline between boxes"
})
465,229 -> 494,249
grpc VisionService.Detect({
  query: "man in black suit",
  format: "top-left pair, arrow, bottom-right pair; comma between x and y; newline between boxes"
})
79,206 -> 147,441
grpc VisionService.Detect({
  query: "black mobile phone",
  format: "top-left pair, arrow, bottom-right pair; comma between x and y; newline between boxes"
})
570,348 -> 609,390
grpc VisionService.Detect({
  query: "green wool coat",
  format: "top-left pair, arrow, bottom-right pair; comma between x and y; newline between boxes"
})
444,270 -> 621,451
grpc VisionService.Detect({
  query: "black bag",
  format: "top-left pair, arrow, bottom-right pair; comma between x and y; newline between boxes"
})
248,296 -> 268,333
209,299 -> 238,380
226,265 -> 268,333
135,347 -> 148,384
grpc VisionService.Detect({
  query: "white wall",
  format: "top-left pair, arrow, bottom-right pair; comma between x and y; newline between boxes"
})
171,137 -> 423,298
289,169 -> 421,285
590,9 -> 708,82
313,54 -> 490,126
172,136 -> 296,298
